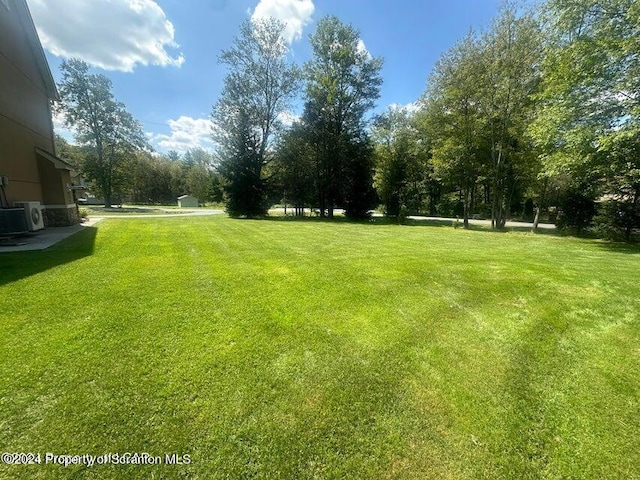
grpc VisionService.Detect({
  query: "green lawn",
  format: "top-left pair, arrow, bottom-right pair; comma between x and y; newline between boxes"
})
0,217 -> 638,479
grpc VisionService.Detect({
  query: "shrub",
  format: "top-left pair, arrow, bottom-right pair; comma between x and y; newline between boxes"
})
556,188 -> 596,233
397,205 -> 408,225
523,198 -> 534,221
593,200 -> 640,241
437,194 -> 463,218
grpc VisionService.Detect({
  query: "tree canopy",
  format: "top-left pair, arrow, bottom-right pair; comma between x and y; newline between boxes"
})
51,2 -> 640,240
57,59 -> 148,207
212,18 -> 300,217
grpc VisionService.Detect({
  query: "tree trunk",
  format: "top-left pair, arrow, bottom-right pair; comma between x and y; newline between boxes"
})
463,186 -> 471,229
532,178 -> 549,233
102,174 -> 112,208
319,191 -> 326,217
626,187 -> 639,241
470,182 -> 476,218
491,188 -> 498,229
429,184 -> 438,216
532,206 -> 541,232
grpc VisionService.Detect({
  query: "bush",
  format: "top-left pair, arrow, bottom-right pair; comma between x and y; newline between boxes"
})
556,188 -> 596,233
523,198 -> 534,221
593,200 -> 640,241
475,203 -> 492,220
437,194 -> 463,218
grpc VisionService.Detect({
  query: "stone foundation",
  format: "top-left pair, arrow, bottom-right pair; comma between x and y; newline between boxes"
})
43,206 -> 79,227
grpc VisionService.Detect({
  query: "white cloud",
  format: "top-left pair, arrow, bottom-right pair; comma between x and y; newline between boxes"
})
29,0 -> 184,72
277,110 -> 300,127
357,39 -> 368,55
251,0 -> 314,44
149,116 -> 216,153
388,101 -> 423,115
356,38 -> 373,60
52,110 -> 76,143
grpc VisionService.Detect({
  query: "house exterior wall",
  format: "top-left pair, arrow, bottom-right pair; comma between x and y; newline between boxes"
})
0,0 -> 77,226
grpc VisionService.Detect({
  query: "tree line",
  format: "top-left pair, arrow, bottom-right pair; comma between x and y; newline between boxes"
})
214,0 -> 638,239
56,131 -> 222,206
54,58 -> 223,207
212,15 -> 382,219
54,0 -> 639,240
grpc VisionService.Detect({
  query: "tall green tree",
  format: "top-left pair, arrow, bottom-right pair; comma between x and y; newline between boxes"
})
273,122 -> 316,215
532,0 -> 640,239
217,109 -> 265,216
56,59 -> 148,207
303,16 -> 383,218
186,165 -> 213,204
129,151 -> 173,204
183,147 -> 215,203
212,18 -> 300,217
480,5 -> 542,229
372,106 -> 428,217
342,131 -> 378,219
423,33 -> 487,228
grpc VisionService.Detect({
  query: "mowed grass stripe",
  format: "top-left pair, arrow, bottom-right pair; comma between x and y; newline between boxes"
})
0,216 -> 638,479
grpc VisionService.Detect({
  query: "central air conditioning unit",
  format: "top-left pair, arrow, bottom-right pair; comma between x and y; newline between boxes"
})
0,208 -> 28,235
14,202 -> 45,231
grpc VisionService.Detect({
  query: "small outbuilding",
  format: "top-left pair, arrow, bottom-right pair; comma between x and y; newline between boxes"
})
178,195 -> 199,208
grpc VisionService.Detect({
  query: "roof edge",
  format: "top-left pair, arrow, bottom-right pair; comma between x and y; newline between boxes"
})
35,147 -> 75,173
14,0 -> 59,101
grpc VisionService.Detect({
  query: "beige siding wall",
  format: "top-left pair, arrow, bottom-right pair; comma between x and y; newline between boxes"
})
37,155 -> 74,205
0,2 -> 54,140
0,0 -> 70,221
0,115 -> 47,204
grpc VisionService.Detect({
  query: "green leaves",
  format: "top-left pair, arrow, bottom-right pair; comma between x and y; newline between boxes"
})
300,16 -> 383,217
214,18 -> 300,156
56,59 -> 148,207
304,16 -> 383,136
533,0 -> 640,210
213,18 -> 300,217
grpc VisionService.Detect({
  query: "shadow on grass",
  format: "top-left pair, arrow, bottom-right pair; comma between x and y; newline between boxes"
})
501,314 -> 570,478
545,228 -> 640,252
593,240 -> 640,255
239,214 -> 560,236
0,226 -> 98,286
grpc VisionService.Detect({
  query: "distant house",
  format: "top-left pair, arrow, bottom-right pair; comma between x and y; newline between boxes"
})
0,0 -> 78,226
178,195 -> 198,208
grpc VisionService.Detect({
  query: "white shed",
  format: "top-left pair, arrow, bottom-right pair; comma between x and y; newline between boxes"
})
178,195 -> 199,208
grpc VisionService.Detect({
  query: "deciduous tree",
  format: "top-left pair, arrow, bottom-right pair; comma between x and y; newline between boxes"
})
303,16 -> 383,218
372,106 -> 428,217
212,18 -> 300,217
532,0 -> 640,239
423,33 -> 487,228
57,59 -> 148,207
480,5 -> 542,229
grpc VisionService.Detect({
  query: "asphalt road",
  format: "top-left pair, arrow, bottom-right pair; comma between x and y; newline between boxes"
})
88,207 -> 556,231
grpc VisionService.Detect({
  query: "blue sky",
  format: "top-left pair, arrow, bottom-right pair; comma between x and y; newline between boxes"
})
29,0 -> 505,153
